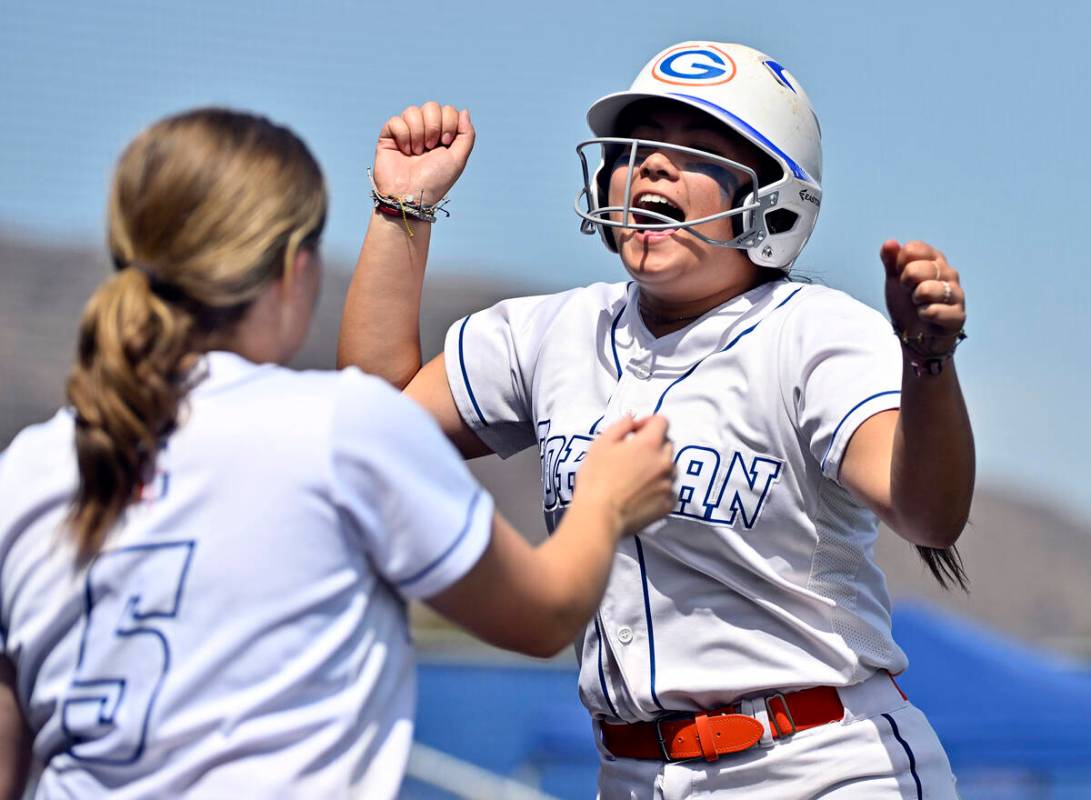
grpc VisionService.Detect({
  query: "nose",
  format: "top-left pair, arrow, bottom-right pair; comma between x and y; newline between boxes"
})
638,148 -> 679,180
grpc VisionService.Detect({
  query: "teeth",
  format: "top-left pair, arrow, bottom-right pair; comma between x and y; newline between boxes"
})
634,193 -> 680,210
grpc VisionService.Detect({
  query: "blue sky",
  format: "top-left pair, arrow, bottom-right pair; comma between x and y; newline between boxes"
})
3,0 -> 1089,519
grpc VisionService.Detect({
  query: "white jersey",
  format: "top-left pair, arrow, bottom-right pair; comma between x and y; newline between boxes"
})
445,278 -> 904,722
0,352 -> 493,799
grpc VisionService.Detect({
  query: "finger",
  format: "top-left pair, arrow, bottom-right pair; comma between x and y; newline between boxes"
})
898,258 -> 944,290
917,302 -> 967,327
447,108 -> 476,163
911,279 -> 964,308
599,415 -> 637,442
421,101 -> 442,149
658,480 -> 676,512
896,240 -> 938,272
632,414 -> 669,443
879,240 -> 901,278
440,104 -> 459,146
662,442 -> 676,478
381,115 -> 413,155
401,105 -> 425,155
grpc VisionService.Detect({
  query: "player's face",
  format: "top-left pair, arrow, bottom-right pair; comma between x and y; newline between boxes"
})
607,106 -> 760,301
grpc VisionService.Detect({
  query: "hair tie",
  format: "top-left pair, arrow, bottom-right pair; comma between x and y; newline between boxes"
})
130,261 -> 159,283
125,261 -> 186,304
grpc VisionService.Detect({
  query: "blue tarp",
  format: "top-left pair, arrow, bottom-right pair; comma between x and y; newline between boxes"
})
413,602 -> 1091,796
892,601 -> 1091,770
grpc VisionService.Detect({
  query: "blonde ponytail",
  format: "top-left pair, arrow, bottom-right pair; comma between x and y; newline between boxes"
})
66,268 -> 204,559
65,107 -> 326,560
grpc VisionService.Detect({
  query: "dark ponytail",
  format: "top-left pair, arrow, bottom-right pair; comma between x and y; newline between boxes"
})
916,545 -> 967,591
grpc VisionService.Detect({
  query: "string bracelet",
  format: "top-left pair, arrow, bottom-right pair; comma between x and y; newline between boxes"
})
367,168 -> 450,238
893,324 -> 967,377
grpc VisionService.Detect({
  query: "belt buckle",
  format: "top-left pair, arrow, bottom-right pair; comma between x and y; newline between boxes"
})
765,692 -> 798,738
653,718 -> 674,761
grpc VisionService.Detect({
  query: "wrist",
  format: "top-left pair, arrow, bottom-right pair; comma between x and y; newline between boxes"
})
893,324 -> 966,378
569,491 -> 625,542
368,168 -> 450,225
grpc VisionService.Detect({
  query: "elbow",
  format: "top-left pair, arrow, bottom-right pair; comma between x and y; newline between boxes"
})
914,526 -> 963,550
487,633 -> 568,660
492,610 -> 581,660
887,482 -> 973,549
519,638 -> 569,660
893,510 -> 968,549
503,620 -> 577,660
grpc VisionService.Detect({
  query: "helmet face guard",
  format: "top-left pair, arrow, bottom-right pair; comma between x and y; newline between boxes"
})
575,136 -> 787,251
576,42 -> 824,271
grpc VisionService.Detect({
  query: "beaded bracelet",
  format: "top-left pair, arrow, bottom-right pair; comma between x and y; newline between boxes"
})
893,324 -> 967,377
367,168 -> 449,237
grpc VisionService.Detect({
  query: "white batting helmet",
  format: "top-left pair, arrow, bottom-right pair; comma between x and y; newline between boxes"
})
574,41 -> 823,271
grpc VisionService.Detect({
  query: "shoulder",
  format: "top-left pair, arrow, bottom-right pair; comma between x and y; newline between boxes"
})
195,353 -> 348,418
775,282 -> 892,336
332,366 -> 421,423
466,281 -> 630,333
0,410 -> 77,551
222,360 -> 423,435
0,409 -> 76,491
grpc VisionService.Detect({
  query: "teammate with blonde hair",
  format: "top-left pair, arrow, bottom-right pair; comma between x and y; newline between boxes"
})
0,107 -> 675,799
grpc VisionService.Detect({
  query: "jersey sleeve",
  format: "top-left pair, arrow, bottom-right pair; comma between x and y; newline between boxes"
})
329,369 -> 494,601
779,289 -> 903,484
443,291 -> 573,458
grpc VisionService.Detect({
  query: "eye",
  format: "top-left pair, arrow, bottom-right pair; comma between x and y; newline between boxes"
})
690,141 -> 728,158
611,144 -> 660,167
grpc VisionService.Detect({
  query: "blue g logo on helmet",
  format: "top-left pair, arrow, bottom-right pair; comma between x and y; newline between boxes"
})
652,44 -> 737,86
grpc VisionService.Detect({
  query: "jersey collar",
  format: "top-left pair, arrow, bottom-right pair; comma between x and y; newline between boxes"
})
622,279 -> 789,369
192,351 -> 277,396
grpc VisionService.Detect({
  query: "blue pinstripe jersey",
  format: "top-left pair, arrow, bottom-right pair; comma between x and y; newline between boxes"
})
0,353 -> 493,798
445,278 -> 907,722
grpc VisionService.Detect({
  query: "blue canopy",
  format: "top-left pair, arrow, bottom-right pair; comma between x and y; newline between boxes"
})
413,603 -> 1091,797
892,601 -> 1091,770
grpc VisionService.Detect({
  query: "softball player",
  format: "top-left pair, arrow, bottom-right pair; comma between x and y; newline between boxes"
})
0,108 -> 676,799
342,42 -> 973,799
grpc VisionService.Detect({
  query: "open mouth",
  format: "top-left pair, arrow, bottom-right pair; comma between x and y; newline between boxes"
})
631,193 -> 686,226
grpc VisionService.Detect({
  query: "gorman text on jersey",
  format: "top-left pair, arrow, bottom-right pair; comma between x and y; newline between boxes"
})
538,419 -> 783,530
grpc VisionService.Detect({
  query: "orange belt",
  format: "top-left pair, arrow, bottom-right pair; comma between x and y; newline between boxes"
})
599,685 -> 846,763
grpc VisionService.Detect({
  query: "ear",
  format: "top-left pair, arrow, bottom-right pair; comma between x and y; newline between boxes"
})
283,246 -> 319,294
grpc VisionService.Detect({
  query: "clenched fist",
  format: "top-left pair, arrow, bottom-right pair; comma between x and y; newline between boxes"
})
372,101 -> 476,204
880,239 -> 966,359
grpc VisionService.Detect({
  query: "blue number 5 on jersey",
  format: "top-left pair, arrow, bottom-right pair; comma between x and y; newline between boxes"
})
61,541 -> 196,764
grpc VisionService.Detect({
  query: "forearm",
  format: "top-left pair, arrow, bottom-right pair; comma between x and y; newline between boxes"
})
427,416 -> 673,655
519,500 -> 622,656
337,210 -> 432,387
889,361 -> 975,547
428,502 -> 622,659
0,657 -> 30,800
0,739 -> 29,800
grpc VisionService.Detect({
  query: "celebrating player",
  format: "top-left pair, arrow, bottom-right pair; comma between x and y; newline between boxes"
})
0,107 -> 677,799
340,41 -> 974,798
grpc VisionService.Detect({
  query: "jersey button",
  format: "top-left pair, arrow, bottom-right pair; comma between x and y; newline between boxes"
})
616,626 -> 634,645
632,362 -> 652,380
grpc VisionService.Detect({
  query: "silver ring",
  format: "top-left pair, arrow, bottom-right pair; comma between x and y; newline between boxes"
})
942,281 -> 952,304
